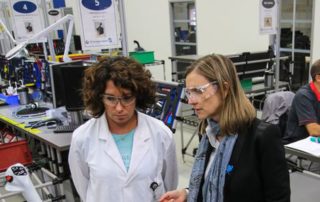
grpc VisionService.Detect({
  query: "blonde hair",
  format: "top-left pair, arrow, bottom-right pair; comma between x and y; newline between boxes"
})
185,54 -> 256,136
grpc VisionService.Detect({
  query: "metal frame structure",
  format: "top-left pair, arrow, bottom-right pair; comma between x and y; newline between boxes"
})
0,164 -> 65,202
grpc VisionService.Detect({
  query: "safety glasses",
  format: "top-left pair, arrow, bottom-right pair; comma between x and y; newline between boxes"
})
185,81 -> 218,101
101,94 -> 136,107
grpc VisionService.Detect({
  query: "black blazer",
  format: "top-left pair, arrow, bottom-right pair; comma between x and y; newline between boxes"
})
223,119 -> 290,202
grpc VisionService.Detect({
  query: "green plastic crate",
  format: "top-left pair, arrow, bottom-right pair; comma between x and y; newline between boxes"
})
129,51 -> 155,64
240,78 -> 252,90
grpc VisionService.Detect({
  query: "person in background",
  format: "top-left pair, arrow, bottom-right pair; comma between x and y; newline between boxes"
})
283,59 -> 320,144
160,54 -> 290,202
68,56 -> 178,202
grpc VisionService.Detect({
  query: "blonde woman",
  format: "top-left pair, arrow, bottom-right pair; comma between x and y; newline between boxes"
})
160,54 -> 290,202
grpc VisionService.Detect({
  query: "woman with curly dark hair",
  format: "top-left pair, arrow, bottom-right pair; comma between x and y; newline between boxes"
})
68,56 -> 178,202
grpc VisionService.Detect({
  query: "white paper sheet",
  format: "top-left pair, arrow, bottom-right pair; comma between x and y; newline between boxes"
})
285,137 -> 320,157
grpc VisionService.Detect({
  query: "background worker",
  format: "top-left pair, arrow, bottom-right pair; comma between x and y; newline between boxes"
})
283,59 -> 320,144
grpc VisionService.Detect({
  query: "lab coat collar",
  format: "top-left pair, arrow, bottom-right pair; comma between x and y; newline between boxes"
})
98,114 -> 126,172
127,112 -> 152,181
98,111 -> 152,176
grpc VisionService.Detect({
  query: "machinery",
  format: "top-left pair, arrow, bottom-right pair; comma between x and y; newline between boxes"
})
0,163 -> 65,202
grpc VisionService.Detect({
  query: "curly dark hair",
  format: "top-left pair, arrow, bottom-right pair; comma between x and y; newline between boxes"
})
82,56 -> 156,118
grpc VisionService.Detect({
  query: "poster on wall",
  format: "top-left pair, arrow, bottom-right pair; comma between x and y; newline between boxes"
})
9,0 -> 45,42
259,0 -> 278,35
77,0 -> 121,50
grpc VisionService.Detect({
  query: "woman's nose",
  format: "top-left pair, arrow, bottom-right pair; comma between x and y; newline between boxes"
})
115,101 -> 124,111
187,97 -> 197,105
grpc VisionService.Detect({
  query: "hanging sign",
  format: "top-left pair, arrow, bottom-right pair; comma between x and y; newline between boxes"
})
9,0 -> 45,42
78,0 -> 121,50
259,0 -> 278,35
48,9 -> 63,39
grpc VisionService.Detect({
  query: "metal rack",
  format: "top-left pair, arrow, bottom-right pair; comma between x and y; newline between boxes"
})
277,0 -> 313,88
169,0 -> 197,82
176,112 -> 199,162
144,60 -> 166,80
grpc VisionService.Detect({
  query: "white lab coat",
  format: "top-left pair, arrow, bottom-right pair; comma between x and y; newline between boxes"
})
68,111 -> 178,202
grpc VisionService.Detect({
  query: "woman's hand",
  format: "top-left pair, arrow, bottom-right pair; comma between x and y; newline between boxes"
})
159,188 -> 187,202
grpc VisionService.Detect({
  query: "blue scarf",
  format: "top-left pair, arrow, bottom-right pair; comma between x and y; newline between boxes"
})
188,120 -> 238,202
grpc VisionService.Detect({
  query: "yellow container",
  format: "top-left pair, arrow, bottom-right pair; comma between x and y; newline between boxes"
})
48,54 -> 91,62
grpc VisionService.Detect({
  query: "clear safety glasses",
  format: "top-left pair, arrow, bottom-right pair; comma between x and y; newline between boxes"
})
101,94 -> 136,107
185,81 -> 218,101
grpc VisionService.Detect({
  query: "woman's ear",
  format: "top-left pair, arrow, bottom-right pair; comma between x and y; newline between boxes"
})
222,82 -> 229,98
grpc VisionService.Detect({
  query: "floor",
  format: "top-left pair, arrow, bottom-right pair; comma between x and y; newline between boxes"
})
174,123 -> 198,189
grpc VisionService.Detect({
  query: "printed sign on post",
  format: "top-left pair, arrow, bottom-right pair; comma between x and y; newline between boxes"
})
259,0 -> 278,35
48,9 -> 63,39
9,0 -> 46,42
78,0 -> 121,50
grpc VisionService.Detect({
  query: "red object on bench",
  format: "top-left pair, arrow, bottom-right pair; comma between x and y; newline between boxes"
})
0,140 -> 32,171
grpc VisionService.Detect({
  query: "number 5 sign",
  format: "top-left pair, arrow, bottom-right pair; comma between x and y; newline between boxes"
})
78,0 -> 121,50
9,0 -> 45,42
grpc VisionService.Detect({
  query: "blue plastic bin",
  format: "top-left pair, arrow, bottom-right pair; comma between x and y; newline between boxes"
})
0,94 -> 19,105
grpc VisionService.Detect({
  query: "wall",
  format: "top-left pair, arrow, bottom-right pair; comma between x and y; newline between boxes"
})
196,0 -> 269,55
124,0 -> 172,80
124,0 -> 269,80
65,0 -> 269,81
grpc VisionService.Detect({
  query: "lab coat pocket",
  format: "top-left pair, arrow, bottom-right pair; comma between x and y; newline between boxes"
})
150,177 -> 164,202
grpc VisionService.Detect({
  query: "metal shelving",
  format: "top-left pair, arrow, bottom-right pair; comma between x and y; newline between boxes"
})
169,0 -> 197,81
279,0 -> 313,89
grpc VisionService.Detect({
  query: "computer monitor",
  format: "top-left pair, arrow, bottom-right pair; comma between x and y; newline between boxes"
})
142,80 -> 184,133
49,61 -> 85,109
59,64 -> 88,111
73,35 -> 82,51
49,61 -> 90,132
